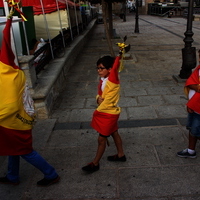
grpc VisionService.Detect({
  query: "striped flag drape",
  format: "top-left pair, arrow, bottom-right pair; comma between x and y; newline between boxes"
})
0,18 -> 34,155
91,56 -> 121,136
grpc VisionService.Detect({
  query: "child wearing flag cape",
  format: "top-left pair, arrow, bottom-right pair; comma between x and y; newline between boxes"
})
177,52 -> 200,158
82,55 -> 126,173
0,18 -> 60,186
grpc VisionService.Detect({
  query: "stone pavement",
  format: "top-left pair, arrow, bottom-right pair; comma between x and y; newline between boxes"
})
2,14 -> 200,200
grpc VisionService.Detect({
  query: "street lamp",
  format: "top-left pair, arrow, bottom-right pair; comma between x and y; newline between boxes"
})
134,0 -> 139,33
179,0 -> 196,79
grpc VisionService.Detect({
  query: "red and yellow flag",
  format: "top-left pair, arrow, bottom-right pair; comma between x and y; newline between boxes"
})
0,18 -> 34,155
91,56 -> 121,136
184,65 -> 200,114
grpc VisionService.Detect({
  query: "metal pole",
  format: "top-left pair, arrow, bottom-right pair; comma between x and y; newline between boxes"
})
56,0 -> 66,47
39,0 -> 54,59
108,1 -> 113,38
73,0 -> 79,35
66,0 -> 73,40
21,21 -> 30,55
134,0 -> 139,33
3,1 -> 19,65
21,11 -> 30,55
179,0 -> 196,79
79,0 -> 84,30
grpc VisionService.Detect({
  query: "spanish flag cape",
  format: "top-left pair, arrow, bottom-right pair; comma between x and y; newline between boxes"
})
91,56 -> 121,136
184,65 -> 200,114
0,18 -> 34,156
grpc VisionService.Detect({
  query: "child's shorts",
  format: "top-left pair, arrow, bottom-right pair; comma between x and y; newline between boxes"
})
186,112 -> 200,138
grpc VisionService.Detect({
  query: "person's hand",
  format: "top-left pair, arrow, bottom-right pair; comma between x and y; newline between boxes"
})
188,84 -> 200,93
188,84 -> 200,92
187,106 -> 194,113
97,96 -> 104,105
196,84 -> 200,93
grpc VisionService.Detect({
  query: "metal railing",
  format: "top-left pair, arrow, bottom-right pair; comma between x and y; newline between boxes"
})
183,7 -> 200,18
33,21 -> 90,75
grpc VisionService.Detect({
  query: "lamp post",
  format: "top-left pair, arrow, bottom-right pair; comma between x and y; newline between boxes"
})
179,0 -> 196,79
134,0 -> 139,33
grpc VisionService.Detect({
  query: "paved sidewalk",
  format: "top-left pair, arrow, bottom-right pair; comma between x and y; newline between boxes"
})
2,14 -> 200,200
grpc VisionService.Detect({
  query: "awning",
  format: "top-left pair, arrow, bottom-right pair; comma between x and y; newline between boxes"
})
0,0 -> 79,15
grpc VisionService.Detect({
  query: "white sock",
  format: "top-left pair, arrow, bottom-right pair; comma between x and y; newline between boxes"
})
188,148 -> 195,154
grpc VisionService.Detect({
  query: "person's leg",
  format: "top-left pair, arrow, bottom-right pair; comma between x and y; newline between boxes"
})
82,135 -> 107,172
0,156 -> 20,185
187,112 -> 200,152
21,150 -> 58,180
107,130 -> 126,161
6,156 -> 20,183
111,130 -> 125,158
92,135 -> 107,166
177,112 -> 197,158
177,131 -> 197,158
188,132 -> 198,150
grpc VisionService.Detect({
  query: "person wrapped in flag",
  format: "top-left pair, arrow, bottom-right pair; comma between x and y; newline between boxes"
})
82,55 -> 126,173
0,17 -> 59,186
177,61 -> 200,159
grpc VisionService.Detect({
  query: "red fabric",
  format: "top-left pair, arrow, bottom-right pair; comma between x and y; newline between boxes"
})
185,65 -> 200,113
91,110 -> 119,136
98,79 -> 103,96
0,18 -> 33,156
0,126 -> 33,156
91,56 -> 121,136
0,0 -> 78,15
185,65 -> 200,86
33,4 -> 67,15
108,56 -> 120,84
0,18 -> 18,69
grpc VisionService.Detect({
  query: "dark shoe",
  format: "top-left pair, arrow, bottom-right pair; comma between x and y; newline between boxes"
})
107,154 -> 126,162
82,162 -> 99,173
37,175 -> 60,187
177,149 -> 196,158
0,176 -> 19,185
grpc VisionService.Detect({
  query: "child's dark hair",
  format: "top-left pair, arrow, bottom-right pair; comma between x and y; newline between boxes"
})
96,56 -> 115,69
